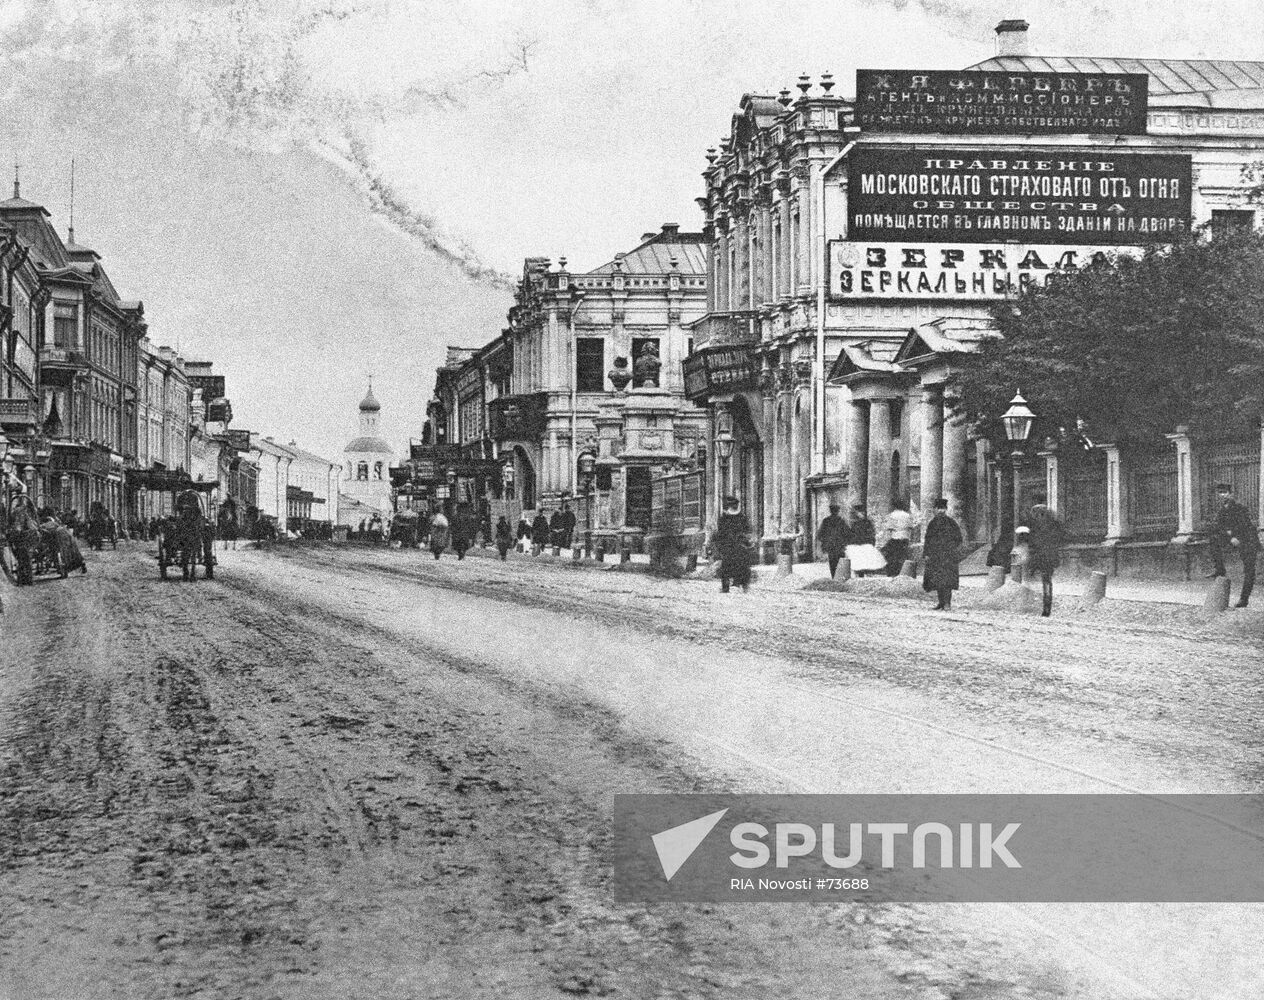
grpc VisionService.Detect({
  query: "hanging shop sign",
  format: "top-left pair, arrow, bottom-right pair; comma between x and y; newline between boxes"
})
683,345 -> 758,402
828,241 -> 1140,300
855,69 -> 1149,136
847,148 -> 1191,245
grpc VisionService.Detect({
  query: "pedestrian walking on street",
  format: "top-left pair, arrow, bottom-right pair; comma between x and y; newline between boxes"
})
1208,483 -> 1258,607
715,496 -> 752,593
881,501 -> 913,576
922,498 -> 963,611
531,511 -> 550,555
1022,495 -> 1066,617
452,503 -> 477,560
494,516 -> 513,560
429,510 -> 450,559
516,515 -> 531,553
845,505 -> 886,576
818,504 -> 848,578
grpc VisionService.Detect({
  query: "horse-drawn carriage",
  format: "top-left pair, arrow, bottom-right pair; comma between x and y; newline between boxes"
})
3,496 -> 86,584
389,510 -> 420,548
87,501 -> 118,551
155,484 -> 217,581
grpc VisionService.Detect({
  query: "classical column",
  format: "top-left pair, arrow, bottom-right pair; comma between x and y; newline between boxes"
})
1102,443 -> 1131,543
865,397 -> 892,518
777,365 -> 796,537
760,371 -> 777,541
847,396 -> 869,510
919,387 -> 944,524
1165,426 -> 1195,541
1040,445 -> 1061,514
941,396 -> 969,524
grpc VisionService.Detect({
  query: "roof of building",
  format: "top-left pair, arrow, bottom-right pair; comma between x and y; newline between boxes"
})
967,55 -> 1264,102
344,435 -> 393,455
0,195 -> 47,213
590,228 -> 708,275
359,386 -> 380,412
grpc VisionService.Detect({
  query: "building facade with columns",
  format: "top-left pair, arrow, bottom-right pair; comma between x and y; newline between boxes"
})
691,23 -> 1264,571
443,227 -> 709,545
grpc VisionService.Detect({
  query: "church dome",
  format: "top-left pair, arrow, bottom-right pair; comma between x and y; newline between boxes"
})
344,435 -> 393,454
359,388 -> 381,412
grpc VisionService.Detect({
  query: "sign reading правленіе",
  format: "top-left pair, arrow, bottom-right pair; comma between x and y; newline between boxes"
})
847,148 -> 1191,245
855,70 -> 1149,136
828,242 -> 1135,300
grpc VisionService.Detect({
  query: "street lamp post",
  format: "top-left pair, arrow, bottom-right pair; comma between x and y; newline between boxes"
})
714,411 -> 735,502
59,473 -> 70,512
577,451 -> 596,556
1000,391 -> 1037,557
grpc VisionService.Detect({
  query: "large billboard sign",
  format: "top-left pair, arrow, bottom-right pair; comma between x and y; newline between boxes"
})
847,148 -> 1191,245
828,242 -> 1136,300
855,70 -> 1149,136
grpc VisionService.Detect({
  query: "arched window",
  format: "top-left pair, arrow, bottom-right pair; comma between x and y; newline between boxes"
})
374,461 -> 383,480
357,461 -> 368,481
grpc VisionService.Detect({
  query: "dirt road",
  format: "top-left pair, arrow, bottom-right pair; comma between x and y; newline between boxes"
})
1,542 -> 1260,999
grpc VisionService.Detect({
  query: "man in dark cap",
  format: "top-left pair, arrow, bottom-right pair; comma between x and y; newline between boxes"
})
1209,483 -> 1258,608
714,495 -> 752,593
922,498 -> 963,611
818,503 -> 848,578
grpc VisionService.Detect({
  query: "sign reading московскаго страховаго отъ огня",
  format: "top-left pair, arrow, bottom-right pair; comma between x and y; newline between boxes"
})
855,69 -> 1149,135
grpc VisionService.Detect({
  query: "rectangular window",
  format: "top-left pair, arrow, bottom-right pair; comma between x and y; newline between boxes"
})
53,303 -> 77,349
1211,209 -> 1254,236
631,337 -> 660,388
576,337 -> 605,393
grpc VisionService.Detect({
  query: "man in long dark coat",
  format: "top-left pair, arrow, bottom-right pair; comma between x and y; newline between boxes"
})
818,503 -> 848,579
1209,483 -> 1258,607
451,503 -> 478,560
922,497 -> 963,611
1022,496 -> 1066,617
714,496 -> 752,593
531,511 -> 550,554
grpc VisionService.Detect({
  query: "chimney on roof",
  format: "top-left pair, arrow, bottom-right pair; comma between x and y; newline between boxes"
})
641,232 -> 657,242
995,19 -> 1030,57
660,223 -> 679,239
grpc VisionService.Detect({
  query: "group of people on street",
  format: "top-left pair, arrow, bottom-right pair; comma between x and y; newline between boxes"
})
513,504 -> 577,557
818,502 -> 914,579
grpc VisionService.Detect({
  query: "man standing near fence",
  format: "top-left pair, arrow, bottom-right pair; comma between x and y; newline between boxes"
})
1208,483 -> 1258,608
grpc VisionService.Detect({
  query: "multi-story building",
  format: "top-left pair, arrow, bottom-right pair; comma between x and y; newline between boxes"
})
425,227 -> 709,545
0,181 -> 144,516
134,337 -> 192,520
0,210 -> 45,486
249,435 -> 296,530
692,21 -> 1264,573
285,442 -> 340,534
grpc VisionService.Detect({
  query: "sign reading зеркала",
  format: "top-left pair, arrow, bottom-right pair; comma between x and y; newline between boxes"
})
828,242 -> 1136,300
847,148 -> 1192,245
856,69 -> 1149,135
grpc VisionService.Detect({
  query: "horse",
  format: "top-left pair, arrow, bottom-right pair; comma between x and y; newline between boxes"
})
160,492 -> 212,581
5,497 -> 42,585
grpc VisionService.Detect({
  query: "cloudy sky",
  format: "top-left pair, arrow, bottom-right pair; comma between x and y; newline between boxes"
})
3,0 -> 1261,463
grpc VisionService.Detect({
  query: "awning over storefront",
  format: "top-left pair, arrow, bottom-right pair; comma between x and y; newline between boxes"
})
125,468 -> 217,493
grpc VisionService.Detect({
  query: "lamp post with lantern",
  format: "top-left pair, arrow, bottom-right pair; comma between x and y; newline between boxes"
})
714,410 -> 735,501
1000,391 -> 1037,547
577,450 -> 596,555
59,473 -> 70,513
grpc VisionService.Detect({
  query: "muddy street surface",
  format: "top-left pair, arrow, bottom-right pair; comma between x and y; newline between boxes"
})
1,541 -> 1261,999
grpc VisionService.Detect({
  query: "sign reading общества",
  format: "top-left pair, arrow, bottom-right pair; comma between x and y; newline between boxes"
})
855,69 -> 1149,135
828,242 -> 1137,300
847,147 -> 1191,245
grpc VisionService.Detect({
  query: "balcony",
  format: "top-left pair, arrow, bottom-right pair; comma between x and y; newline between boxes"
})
487,392 -> 549,443
0,398 -> 38,429
686,310 -> 760,349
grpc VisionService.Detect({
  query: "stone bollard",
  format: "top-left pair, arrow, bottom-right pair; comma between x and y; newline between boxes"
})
1083,571 -> 1107,606
552,545 -> 561,557
985,566 -> 1006,592
685,553 -> 698,573
572,547 -> 582,562
1011,563 -> 1024,584
776,548 -> 794,576
835,557 -> 852,582
899,559 -> 916,578
1204,575 -> 1231,612
621,546 -> 632,564
595,546 -> 605,563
